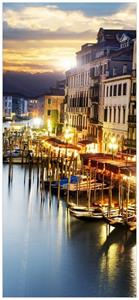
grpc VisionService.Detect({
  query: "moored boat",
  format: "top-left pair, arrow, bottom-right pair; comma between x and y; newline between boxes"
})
44,175 -> 79,188
63,179 -> 107,192
69,208 -> 103,220
68,202 -> 103,213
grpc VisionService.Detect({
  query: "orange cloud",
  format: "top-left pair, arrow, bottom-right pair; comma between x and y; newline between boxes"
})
3,3 -> 136,73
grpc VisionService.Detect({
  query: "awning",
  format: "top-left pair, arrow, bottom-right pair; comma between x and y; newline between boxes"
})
46,137 -> 80,150
78,138 -> 97,146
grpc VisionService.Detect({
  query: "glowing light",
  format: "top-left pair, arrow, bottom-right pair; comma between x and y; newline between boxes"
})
57,57 -> 76,71
48,119 -> 52,134
86,143 -> 98,153
32,117 -> 43,128
109,137 -> 118,158
64,128 -> 73,141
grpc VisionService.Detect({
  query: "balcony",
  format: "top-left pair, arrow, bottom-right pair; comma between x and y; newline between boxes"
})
90,117 -> 98,124
90,96 -> 99,103
124,139 -> 136,148
90,70 -> 100,79
128,115 -> 136,123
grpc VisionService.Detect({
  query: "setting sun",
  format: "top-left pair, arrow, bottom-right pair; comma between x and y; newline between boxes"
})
57,57 -> 76,71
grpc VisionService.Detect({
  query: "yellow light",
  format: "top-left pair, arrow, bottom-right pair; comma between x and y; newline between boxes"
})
32,117 -> 43,128
109,137 -> 118,151
74,150 -> 78,157
132,156 -> 136,162
64,128 -> 73,140
111,136 -> 116,144
57,57 -> 76,71
48,119 -> 52,133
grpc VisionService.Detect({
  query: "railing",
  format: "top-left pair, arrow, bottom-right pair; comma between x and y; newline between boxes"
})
66,107 -> 89,114
128,115 -> 136,123
90,96 -> 99,102
89,117 -> 98,124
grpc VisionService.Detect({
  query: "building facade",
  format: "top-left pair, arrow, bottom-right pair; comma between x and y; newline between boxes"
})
3,96 -> 12,117
12,96 -> 28,116
124,39 -> 136,154
102,75 -> 131,153
64,28 -> 136,151
28,99 -> 39,117
44,94 -> 64,134
64,43 -> 94,144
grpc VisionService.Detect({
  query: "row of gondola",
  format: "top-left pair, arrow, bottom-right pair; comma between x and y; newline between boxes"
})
44,174 -> 136,231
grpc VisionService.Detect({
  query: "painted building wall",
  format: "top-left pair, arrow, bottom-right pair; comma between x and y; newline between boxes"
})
44,95 -> 64,133
102,75 -> 131,152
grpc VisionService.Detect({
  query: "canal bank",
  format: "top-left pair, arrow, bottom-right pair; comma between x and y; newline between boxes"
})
3,164 -> 136,297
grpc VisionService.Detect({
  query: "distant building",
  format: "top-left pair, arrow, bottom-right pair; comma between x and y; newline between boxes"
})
3,96 -> 12,117
28,99 -> 39,116
23,100 -> 28,115
37,81 -> 65,120
56,79 -> 65,90
12,96 -> 28,116
44,94 -> 64,134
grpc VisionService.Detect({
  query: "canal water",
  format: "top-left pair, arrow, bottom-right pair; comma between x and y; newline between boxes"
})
3,164 -> 136,297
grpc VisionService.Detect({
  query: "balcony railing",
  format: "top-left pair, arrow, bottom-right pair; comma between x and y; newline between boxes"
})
90,96 -> 99,102
124,139 -> 136,148
90,117 -> 98,124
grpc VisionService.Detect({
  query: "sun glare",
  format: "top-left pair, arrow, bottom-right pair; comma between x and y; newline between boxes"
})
58,57 -> 76,71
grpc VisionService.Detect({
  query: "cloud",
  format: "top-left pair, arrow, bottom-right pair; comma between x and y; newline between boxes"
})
3,3 -> 136,39
3,22 -> 95,41
3,3 -> 136,74
3,41 -> 77,73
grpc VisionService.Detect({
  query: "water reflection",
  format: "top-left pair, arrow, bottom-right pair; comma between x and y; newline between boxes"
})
3,165 -> 136,297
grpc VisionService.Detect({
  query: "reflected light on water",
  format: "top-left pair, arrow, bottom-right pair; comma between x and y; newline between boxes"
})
130,245 -> 136,296
3,165 -> 136,297
56,200 -> 64,256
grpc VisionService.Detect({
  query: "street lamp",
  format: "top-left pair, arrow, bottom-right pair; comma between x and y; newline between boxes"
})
109,136 -> 118,160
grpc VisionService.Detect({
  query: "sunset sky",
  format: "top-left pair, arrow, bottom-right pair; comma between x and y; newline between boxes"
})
3,2 -> 136,74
